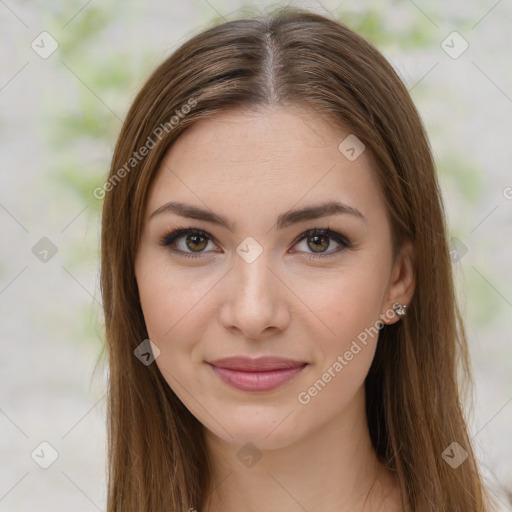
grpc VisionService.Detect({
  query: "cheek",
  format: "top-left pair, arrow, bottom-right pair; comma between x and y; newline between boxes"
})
293,270 -> 386,421
136,269 -> 200,386
135,254 -> 220,375
137,252 -> 197,337
307,263 -> 388,350
137,267 -> 174,341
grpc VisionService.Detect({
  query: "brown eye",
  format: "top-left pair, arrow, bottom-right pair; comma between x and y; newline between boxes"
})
159,227 -> 351,261
185,233 -> 208,252
307,233 -> 330,253
293,228 -> 351,258
159,228 -> 216,259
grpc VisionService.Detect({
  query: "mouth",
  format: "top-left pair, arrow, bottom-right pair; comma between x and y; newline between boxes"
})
206,356 -> 308,392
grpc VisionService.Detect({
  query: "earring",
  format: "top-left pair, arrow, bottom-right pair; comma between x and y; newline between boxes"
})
393,302 -> 407,318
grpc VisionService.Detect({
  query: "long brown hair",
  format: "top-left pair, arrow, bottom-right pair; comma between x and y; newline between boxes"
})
99,6 -> 492,511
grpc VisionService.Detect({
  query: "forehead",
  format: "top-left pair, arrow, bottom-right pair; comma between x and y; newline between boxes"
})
145,106 -> 386,225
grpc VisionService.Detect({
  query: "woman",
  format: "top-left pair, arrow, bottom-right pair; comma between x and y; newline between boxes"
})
99,6 -> 492,511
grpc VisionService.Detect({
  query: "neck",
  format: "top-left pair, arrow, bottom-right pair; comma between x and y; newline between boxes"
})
201,387 -> 401,512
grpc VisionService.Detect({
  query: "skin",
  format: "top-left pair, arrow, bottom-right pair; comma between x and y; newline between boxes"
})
134,106 -> 415,512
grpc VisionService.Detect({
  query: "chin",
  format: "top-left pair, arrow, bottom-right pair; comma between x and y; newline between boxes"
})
203,411 -> 305,451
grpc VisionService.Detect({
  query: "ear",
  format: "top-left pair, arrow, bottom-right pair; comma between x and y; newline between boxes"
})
381,240 -> 415,325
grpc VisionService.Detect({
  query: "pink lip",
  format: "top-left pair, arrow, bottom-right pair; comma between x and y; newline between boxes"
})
207,356 -> 307,392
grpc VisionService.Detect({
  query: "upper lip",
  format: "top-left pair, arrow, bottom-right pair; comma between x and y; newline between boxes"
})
207,356 -> 307,372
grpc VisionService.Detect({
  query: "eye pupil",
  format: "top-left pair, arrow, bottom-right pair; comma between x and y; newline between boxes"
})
309,234 -> 329,253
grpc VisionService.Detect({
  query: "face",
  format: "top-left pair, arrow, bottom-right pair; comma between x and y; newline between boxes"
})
134,106 -> 414,450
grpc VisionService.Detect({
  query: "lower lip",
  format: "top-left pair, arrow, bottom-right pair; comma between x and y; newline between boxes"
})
208,364 -> 306,392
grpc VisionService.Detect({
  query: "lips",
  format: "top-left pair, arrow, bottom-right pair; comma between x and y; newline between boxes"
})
206,356 -> 308,392
207,356 -> 307,372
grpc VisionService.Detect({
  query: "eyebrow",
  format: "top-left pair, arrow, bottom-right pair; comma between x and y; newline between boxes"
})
149,200 -> 366,231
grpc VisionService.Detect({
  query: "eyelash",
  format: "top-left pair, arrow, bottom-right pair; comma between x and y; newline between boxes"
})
158,226 -> 352,260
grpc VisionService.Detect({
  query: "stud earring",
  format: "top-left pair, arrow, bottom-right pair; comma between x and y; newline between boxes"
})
393,302 -> 407,318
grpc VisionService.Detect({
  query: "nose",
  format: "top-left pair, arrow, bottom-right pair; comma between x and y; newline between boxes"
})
219,249 -> 291,340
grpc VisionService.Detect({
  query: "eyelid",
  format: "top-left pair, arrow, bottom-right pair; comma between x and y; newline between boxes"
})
159,226 -> 352,259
